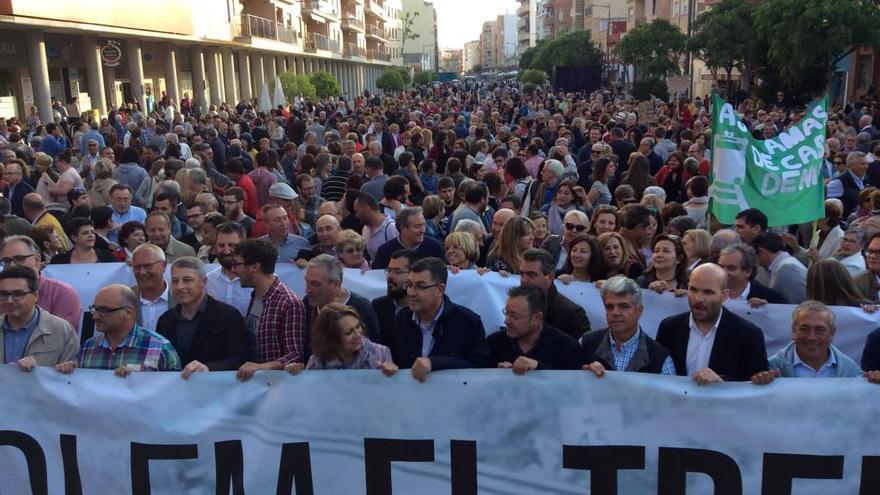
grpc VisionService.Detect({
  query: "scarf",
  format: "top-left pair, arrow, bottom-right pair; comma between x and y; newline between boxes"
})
547,203 -> 576,236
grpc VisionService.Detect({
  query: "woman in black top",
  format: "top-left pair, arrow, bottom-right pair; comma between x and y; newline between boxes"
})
50,217 -> 117,264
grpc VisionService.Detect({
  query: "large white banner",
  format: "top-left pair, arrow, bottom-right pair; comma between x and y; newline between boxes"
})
1,367 -> 879,494
42,264 -> 880,362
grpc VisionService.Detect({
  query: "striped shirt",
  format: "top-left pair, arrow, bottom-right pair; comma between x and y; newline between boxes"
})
252,276 -> 307,365
77,324 -> 181,371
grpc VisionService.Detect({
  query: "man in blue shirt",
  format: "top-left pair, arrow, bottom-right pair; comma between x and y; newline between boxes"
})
108,184 -> 147,243
259,203 -> 309,263
40,123 -> 67,158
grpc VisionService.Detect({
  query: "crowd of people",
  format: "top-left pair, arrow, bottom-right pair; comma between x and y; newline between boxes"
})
3,79 -> 880,386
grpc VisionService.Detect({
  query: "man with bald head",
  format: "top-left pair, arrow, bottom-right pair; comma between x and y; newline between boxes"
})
486,208 -> 517,252
656,263 -> 769,384
22,192 -> 70,251
56,284 -> 180,376
295,214 -> 342,267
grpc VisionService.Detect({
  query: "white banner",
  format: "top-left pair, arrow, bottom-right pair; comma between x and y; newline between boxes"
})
1,367 -> 879,494
42,264 -> 880,362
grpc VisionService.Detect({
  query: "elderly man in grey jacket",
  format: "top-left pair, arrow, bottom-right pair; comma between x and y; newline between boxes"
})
0,266 -> 79,371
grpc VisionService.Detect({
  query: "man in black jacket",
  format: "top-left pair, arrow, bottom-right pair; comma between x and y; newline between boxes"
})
518,248 -> 591,339
373,249 -> 422,348
717,244 -> 785,305
156,257 -> 250,378
656,264 -> 769,384
581,276 -> 676,376
489,285 -> 581,372
391,257 -> 490,382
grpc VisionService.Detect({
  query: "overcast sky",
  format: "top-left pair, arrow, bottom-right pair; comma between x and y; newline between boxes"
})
434,0 -> 519,49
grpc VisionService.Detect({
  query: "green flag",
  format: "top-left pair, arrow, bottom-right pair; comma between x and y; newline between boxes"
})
709,94 -> 827,227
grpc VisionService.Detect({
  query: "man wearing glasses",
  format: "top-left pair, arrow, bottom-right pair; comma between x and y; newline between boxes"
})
541,210 -> 590,271
373,249 -> 421,348
56,284 -> 180,376
1,161 -> 33,217
856,232 -> 880,303
222,186 -> 256,236
130,243 -> 174,332
0,266 -> 78,371
0,235 -> 81,332
391,256 -> 490,382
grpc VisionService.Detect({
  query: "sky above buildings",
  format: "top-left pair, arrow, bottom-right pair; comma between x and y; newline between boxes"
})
435,0 -> 519,49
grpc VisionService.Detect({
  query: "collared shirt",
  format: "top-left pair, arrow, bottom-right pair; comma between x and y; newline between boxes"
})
608,328 -> 676,375
792,349 -> 837,378
261,234 -> 311,263
686,311 -> 723,375
206,267 -> 253,317
2,308 -> 40,364
411,300 -> 445,357
77,324 -> 180,371
171,296 -> 208,360
767,251 -> 791,276
109,206 -> 147,243
731,282 -> 751,302
139,284 -> 170,332
251,276 -> 306,365
300,195 -> 325,228
826,170 -> 866,198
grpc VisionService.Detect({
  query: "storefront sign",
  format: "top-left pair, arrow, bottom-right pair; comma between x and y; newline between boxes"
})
100,41 -> 122,67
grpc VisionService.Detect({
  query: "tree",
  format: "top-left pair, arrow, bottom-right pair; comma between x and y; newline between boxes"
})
402,11 -> 420,45
392,67 -> 411,86
518,69 -> 547,85
309,71 -> 341,99
528,31 -> 604,74
376,71 -> 404,92
754,0 -> 880,97
688,0 -> 759,91
519,41 -> 544,71
278,72 -> 316,101
413,71 -> 436,85
470,64 -> 483,74
615,18 -> 688,81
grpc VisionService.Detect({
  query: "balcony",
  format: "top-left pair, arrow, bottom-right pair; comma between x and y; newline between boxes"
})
306,32 -> 341,53
302,0 -> 339,21
233,13 -> 298,45
345,42 -> 366,58
368,49 -> 391,62
366,25 -> 389,43
366,0 -> 384,18
341,12 -> 365,31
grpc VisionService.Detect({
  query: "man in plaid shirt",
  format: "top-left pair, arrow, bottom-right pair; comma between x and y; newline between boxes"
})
56,285 -> 180,376
233,239 -> 307,381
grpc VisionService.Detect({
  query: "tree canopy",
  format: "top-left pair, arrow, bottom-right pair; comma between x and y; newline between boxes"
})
309,71 -> 341,99
519,32 -> 603,74
279,72 -> 316,101
376,71 -> 404,92
688,0 -> 759,89
413,71 -> 436,85
518,69 -> 547,85
615,18 -> 688,80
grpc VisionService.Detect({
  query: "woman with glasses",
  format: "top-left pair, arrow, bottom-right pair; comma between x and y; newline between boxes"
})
284,303 -> 397,375
636,234 -> 688,295
115,221 -> 146,261
335,229 -> 369,271
557,234 -> 605,284
49,217 -> 117,264
486,217 -> 535,274
445,231 -> 480,272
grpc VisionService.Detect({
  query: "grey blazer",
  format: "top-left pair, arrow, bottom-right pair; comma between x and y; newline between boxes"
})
768,253 -> 808,304
0,307 -> 79,366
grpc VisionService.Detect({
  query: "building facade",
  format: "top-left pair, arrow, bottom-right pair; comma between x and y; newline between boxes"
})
462,40 -> 481,73
439,49 -> 463,75
517,0 -> 538,59
0,0 -> 399,124
401,0 -> 437,72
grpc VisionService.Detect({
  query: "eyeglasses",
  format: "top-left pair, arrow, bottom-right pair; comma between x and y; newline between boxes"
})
502,308 -> 531,320
384,268 -> 410,275
88,305 -> 129,316
0,290 -> 34,301
866,249 -> 880,258
131,259 -> 164,272
591,150 -> 602,155
565,223 -> 587,232
403,282 -> 440,291
0,254 -> 36,266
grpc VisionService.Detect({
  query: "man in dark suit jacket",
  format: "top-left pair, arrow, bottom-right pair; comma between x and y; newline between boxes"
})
718,244 -> 786,305
856,232 -> 880,303
656,264 -> 769,383
391,257 -> 490,382
156,259 -> 250,375
2,161 -> 33,217
519,248 -> 591,340
372,249 -> 422,347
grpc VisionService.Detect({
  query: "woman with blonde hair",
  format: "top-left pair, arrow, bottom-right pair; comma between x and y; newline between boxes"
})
597,231 -> 643,279
682,229 -> 712,272
285,303 -> 397,374
445,231 -> 480,272
89,158 -> 117,207
335,229 -> 369,270
486,217 -> 534,274
589,205 -> 618,236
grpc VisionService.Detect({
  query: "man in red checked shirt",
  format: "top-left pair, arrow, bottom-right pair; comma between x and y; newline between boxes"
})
231,239 -> 307,381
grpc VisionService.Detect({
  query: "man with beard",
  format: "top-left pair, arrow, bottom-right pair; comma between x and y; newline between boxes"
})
372,249 -> 421,347
206,222 -> 253,317
223,187 -> 256,236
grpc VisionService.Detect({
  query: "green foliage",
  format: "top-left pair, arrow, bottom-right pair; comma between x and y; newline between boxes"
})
755,0 -> 880,96
413,71 -> 436,85
402,12 -> 421,43
528,31 -> 604,74
615,18 -> 687,80
518,69 -> 548,85
393,67 -> 412,85
522,83 -> 538,95
376,71 -> 405,92
278,72 -> 316,101
688,0 -> 759,87
631,78 -> 669,101
471,64 -> 483,74
309,71 -> 341,99
518,41 -> 545,71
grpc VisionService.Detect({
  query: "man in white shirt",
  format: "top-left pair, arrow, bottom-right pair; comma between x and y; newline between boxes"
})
206,223 -> 253,316
130,243 -> 174,331
753,232 -> 808,304
834,227 -> 868,276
